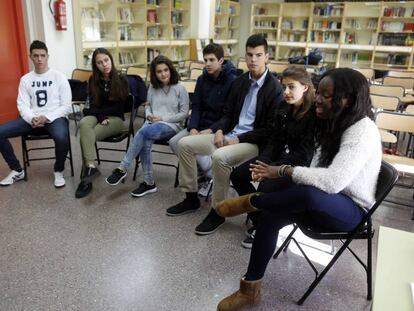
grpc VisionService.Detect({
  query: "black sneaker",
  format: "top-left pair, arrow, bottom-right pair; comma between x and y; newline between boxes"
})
131,182 -> 157,197
106,168 -> 127,185
75,182 -> 92,198
82,166 -> 101,183
194,208 -> 225,235
241,229 -> 255,249
166,198 -> 200,216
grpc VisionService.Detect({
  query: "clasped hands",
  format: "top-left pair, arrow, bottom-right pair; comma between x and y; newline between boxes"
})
31,115 -> 49,128
146,115 -> 162,123
250,160 -> 291,182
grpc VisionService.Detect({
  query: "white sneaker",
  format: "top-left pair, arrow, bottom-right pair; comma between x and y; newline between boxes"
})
198,179 -> 212,197
54,171 -> 66,188
0,170 -> 25,186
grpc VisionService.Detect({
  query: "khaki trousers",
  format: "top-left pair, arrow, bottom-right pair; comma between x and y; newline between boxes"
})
177,134 -> 258,207
79,116 -> 125,166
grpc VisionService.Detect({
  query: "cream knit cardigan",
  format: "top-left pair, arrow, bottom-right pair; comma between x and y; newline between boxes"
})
292,117 -> 382,208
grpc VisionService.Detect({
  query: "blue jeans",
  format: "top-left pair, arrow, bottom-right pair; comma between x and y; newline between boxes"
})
120,122 -> 176,184
245,184 -> 365,280
0,117 -> 69,172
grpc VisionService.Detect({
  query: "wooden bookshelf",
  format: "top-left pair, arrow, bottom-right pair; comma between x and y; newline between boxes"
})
73,0 -> 191,69
250,1 -> 414,70
213,0 -> 240,64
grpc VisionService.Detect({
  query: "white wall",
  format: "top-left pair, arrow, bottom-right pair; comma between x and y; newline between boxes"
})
22,0 -> 77,78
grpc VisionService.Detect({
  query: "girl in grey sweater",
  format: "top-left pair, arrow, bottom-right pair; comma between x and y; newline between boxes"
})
106,56 -> 189,197
215,68 -> 382,311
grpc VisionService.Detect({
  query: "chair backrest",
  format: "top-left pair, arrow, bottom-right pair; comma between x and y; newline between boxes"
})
387,70 -> 414,79
126,74 -> 147,106
376,111 -> 414,134
237,58 -> 248,72
189,61 -> 204,71
68,79 -> 88,101
127,66 -> 147,81
370,94 -> 400,111
383,76 -> 414,91
268,62 -> 289,75
180,80 -> 196,94
72,69 -> 92,82
370,84 -> 404,98
353,68 -> 375,81
301,161 -> 398,238
190,68 -> 203,80
405,105 -> 414,114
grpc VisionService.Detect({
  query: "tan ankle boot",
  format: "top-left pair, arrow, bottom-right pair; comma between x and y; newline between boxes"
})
216,193 -> 258,218
217,278 -> 262,311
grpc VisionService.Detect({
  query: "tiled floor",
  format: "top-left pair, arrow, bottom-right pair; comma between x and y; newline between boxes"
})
0,128 -> 413,311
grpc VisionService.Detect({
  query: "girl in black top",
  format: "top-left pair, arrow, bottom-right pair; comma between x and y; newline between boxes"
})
76,48 -> 129,198
230,66 -> 316,247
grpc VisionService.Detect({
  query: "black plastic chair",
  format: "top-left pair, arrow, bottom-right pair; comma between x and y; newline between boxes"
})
21,127 -> 74,180
272,161 -> 399,305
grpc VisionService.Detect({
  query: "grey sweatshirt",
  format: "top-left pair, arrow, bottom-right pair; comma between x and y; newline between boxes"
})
145,83 -> 190,132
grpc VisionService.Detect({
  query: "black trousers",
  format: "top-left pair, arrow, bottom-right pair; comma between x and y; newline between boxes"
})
230,156 -> 293,226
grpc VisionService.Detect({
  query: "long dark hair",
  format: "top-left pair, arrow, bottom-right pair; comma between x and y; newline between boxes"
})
316,68 -> 374,167
89,48 -> 129,105
149,55 -> 180,88
280,66 -> 315,119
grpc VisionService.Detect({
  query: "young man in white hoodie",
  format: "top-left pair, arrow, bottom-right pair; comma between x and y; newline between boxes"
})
0,40 -> 72,188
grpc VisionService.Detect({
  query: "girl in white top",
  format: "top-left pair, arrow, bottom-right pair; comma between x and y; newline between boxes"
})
215,68 -> 382,311
106,55 -> 189,197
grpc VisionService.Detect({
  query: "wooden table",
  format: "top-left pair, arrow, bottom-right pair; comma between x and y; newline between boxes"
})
372,226 -> 414,311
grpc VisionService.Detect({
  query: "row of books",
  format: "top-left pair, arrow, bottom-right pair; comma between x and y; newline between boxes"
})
313,5 -> 343,17
147,10 -> 158,23
119,7 -> 134,23
254,19 -> 276,28
313,21 -> 341,30
281,20 -> 308,30
345,19 -> 377,30
119,51 -> 137,65
81,8 -> 105,21
378,34 -> 414,46
381,22 -> 414,32
257,32 -> 277,41
341,52 -> 371,64
375,53 -> 408,65
147,0 -> 161,5
147,48 -> 161,62
310,31 -> 339,43
171,11 -> 183,24
280,33 -> 306,42
383,7 -> 414,18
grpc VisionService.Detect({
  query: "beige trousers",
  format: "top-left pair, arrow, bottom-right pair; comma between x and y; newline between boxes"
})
177,134 -> 258,208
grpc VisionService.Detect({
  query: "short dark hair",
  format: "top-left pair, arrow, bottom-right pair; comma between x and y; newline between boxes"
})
150,55 -> 180,88
203,43 -> 224,61
30,40 -> 48,54
245,34 -> 268,53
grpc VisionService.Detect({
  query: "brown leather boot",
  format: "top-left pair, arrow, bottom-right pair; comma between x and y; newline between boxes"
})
217,278 -> 262,311
216,193 -> 258,218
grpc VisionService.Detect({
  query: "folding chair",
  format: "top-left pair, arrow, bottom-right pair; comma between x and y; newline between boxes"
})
21,126 -> 74,181
273,161 -> 398,305
370,84 -> 404,98
370,94 -> 400,112
189,68 -> 203,80
383,76 -> 414,93
375,111 -> 414,217
353,68 -> 375,82
68,79 -> 88,136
